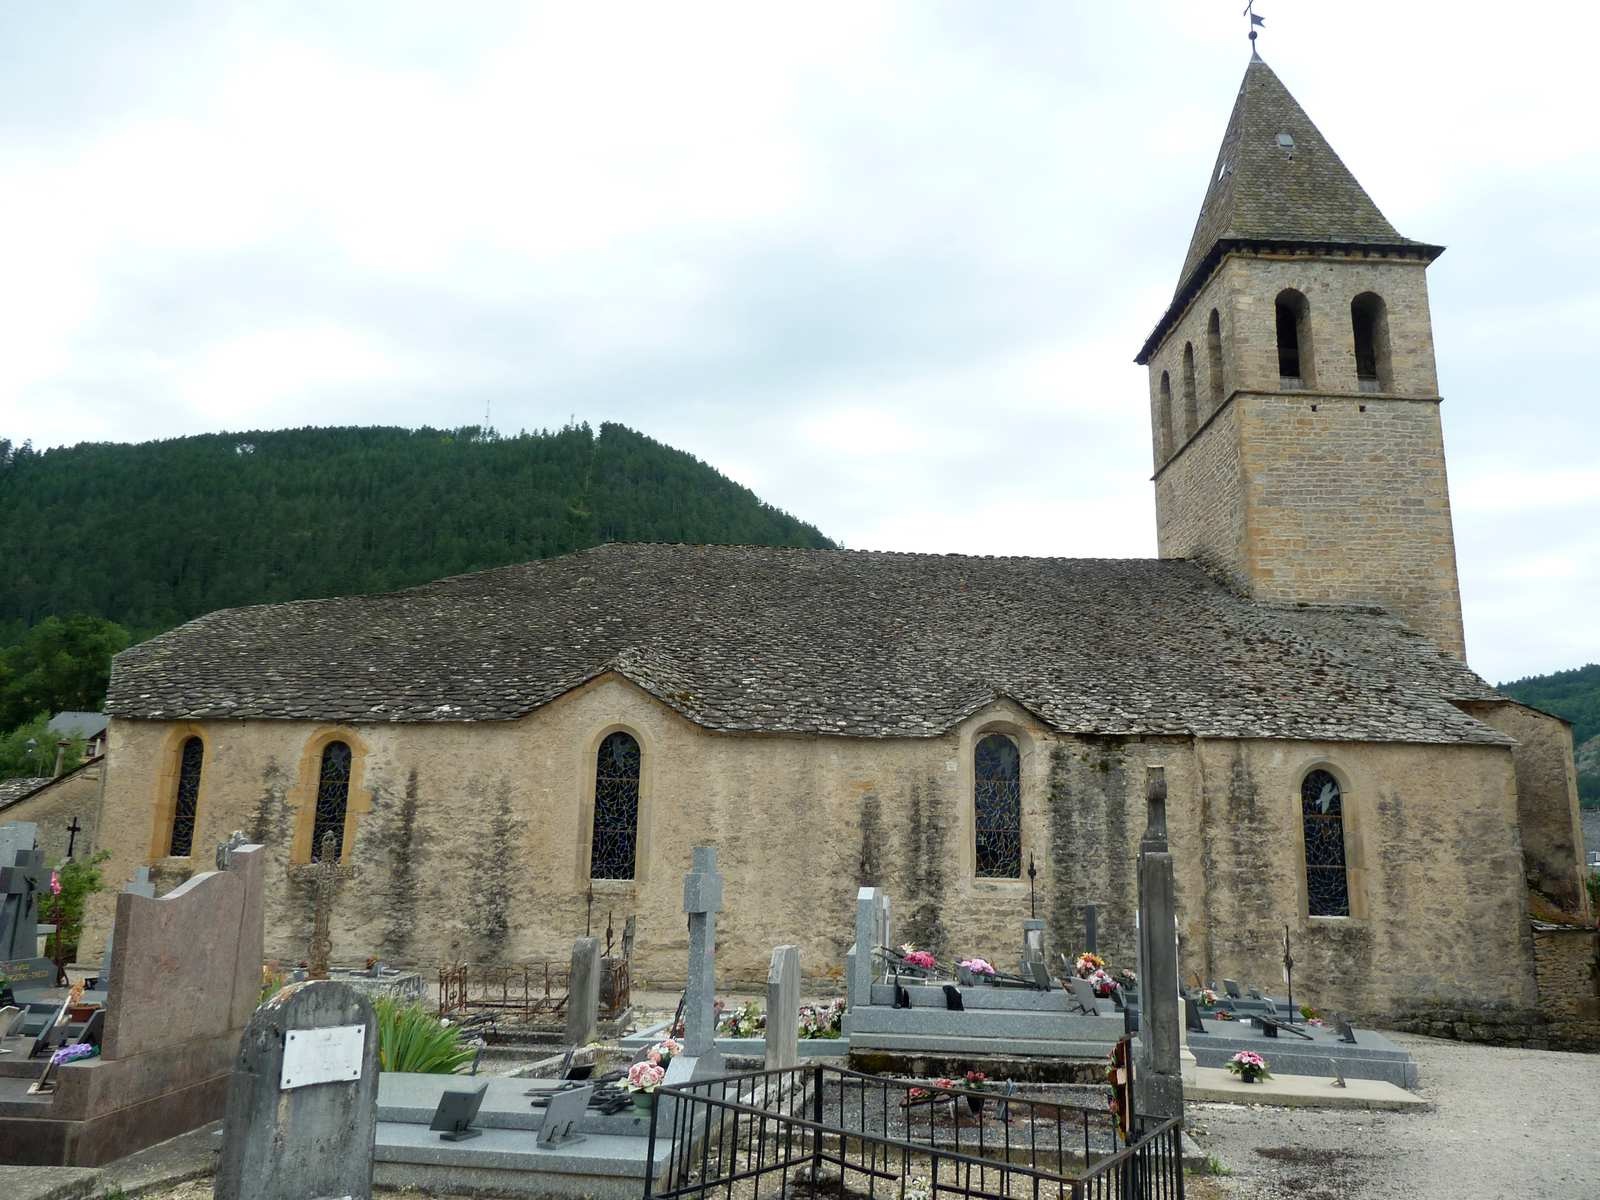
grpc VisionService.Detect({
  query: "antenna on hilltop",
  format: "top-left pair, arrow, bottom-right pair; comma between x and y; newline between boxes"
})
1243,1 -> 1265,55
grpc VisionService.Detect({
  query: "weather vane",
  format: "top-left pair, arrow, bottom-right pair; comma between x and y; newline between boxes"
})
1243,1 -> 1265,50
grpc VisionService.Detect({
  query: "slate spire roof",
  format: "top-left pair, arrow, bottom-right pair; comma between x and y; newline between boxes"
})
1138,55 -> 1443,362
107,542 -> 1509,748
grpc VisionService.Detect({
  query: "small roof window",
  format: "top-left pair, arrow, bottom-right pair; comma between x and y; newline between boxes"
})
1276,131 -> 1296,157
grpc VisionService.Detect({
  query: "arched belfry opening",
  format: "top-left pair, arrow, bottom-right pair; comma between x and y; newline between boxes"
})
1351,292 -> 1391,392
1158,371 -> 1174,459
1206,309 -> 1224,410
1181,344 -> 1199,439
1275,289 -> 1313,387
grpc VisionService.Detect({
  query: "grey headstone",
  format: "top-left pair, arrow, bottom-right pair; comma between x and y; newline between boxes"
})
1067,977 -> 1100,1015
850,887 -> 883,1008
214,980 -> 379,1200
1083,903 -> 1098,954
1223,979 -> 1243,998
565,937 -> 601,1046
1185,993 -> 1206,1033
1,822 -> 48,965
764,945 -> 800,1071
1335,1016 -> 1358,1044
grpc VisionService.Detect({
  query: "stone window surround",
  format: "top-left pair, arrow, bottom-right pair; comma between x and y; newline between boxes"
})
575,721 -> 654,893
287,726 -> 372,865
1289,757 -> 1367,923
961,717 -> 1035,889
147,722 -> 212,862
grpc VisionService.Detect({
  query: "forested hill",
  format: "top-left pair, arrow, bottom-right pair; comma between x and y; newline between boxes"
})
0,423 -> 834,641
1499,663 -> 1600,808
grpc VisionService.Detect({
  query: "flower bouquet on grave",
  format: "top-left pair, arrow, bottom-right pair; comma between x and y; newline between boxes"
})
1198,987 -> 1219,1006
799,997 -> 846,1040
647,1037 -> 683,1069
959,958 -> 996,985
626,1060 -> 666,1113
1074,952 -> 1106,979
899,944 -> 937,974
1087,968 -> 1120,999
1225,1051 -> 1270,1083
962,1070 -> 992,1114
716,999 -> 765,1038
1117,968 -> 1137,996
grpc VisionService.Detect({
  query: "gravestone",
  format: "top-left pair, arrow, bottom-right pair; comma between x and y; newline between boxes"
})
848,887 -> 889,1009
215,980 -> 379,1200
1083,904 -> 1098,954
565,936 -> 601,1046
97,867 -> 157,986
1132,766 -> 1182,1120
666,846 -> 723,1083
764,944 -> 800,1070
1021,917 -> 1047,977
0,822 -> 54,992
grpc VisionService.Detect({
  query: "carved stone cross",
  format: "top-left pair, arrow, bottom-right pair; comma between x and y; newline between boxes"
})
292,831 -> 355,980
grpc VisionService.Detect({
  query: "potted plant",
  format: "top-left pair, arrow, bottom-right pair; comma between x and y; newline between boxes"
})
1225,1051 -> 1271,1084
626,1060 -> 666,1114
962,1070 -> 991,1114
959,958 -> 996,985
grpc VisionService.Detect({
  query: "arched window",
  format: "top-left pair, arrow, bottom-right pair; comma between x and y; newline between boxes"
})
311,741 -> 352,861
1206,308 -> 1225,410
1157,371 -> 1174,460
590,732 -> 641,879
1275,289 -> 1314,387
1350,292 -> 1391,392
974,734 -> 1021,878
168,736 -> 203,857
1181,343 -> 1199,439
1301,769 -> 1350,917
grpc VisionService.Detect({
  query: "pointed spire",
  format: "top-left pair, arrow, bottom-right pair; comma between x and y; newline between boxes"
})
1175,55 -> 1420,295
1138,55 -> 1441,363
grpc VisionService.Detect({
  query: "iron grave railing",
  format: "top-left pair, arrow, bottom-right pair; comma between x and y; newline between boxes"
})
438,957 -> 631,1021
644,1063 -> 1184,1200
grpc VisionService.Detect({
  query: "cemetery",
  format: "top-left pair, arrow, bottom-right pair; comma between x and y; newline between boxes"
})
0,781 -> 1572,1198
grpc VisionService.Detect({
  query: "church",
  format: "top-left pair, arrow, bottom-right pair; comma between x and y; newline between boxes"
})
84,54 -> 1590,1026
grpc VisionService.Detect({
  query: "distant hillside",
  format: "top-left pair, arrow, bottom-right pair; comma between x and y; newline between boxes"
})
0,423 -> 833,641
1499,663 -> 1600,809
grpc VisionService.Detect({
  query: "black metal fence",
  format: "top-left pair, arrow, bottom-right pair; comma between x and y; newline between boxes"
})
438,957 -> 631,1021
644,1064 -> 1183,1200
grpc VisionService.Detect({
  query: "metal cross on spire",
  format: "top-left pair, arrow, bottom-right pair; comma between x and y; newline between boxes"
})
1243,1 -> 1265,54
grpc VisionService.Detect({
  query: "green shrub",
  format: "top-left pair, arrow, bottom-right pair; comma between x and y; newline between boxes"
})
374,998 -> 476,1074
1586,870 -> 1599,914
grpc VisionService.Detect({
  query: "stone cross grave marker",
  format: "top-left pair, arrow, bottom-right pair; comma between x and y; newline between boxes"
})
0,822 -> 53,990
565,936 -> 601,1046
764,945 -> 800,1071
667,846 -> 723,1083
1134,765 -> 1183,1121
214,980 -> 380,1200
292,830 -> 356,980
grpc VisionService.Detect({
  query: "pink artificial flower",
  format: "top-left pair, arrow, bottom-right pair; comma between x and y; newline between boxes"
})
627,1061 -> 666,1092
50,871 -> 62,896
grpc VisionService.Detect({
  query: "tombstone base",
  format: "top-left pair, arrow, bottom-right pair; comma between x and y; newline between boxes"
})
1133,1071 -> 1183,1122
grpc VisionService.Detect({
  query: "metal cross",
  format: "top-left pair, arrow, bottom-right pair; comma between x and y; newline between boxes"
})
291,831 -> 355,980
1027,854 -> 1038,918
65,818 -> 82,859
1282,923 -> 1295,1024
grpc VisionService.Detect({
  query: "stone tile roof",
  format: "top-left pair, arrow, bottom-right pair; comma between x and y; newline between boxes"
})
1138,55 -> 1443,364
107,543 -> 1509,747
0,777 -> 52,809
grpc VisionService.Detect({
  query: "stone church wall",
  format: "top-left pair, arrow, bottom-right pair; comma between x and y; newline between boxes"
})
1173,738 -> 1534,1020
1,762 -> 104,867
86,680 -> 1534,1019
1459,698 -> 1592,918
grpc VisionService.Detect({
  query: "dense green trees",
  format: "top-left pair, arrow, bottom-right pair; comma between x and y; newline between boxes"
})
1500,663 -> 1600,808
0,615 -> 129,731
0,423 -> 833,642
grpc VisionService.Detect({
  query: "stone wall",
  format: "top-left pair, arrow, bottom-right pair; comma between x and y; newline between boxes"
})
1175,738 -> 1533,1019
86,680 -> 1541,1021
1392,924 -> 1599,1051
1147,252 -> 1465,658
0,761 -> 104,866
1462,699 -> 1592,918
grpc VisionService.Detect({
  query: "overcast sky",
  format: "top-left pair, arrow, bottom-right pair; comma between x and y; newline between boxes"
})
2,2 -> 1596,684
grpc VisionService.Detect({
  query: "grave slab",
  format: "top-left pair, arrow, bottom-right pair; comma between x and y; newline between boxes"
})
1185,1065 -> 1427,1110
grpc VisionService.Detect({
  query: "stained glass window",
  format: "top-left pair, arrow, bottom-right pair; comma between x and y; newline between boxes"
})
590,732 -> 641,880
1302,769 -> 1350,917
311,741 -> 352,861
975,734 -> 1022,878
168,736 -> 203,857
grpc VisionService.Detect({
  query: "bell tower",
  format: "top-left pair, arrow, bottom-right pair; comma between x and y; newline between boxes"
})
1136,52 -> 1466,659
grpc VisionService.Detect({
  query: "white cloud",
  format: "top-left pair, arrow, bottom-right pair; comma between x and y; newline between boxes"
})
0,0 -> 1596,680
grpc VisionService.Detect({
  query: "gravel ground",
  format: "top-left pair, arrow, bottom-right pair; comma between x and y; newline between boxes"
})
1184,1032 -> 1599,1200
